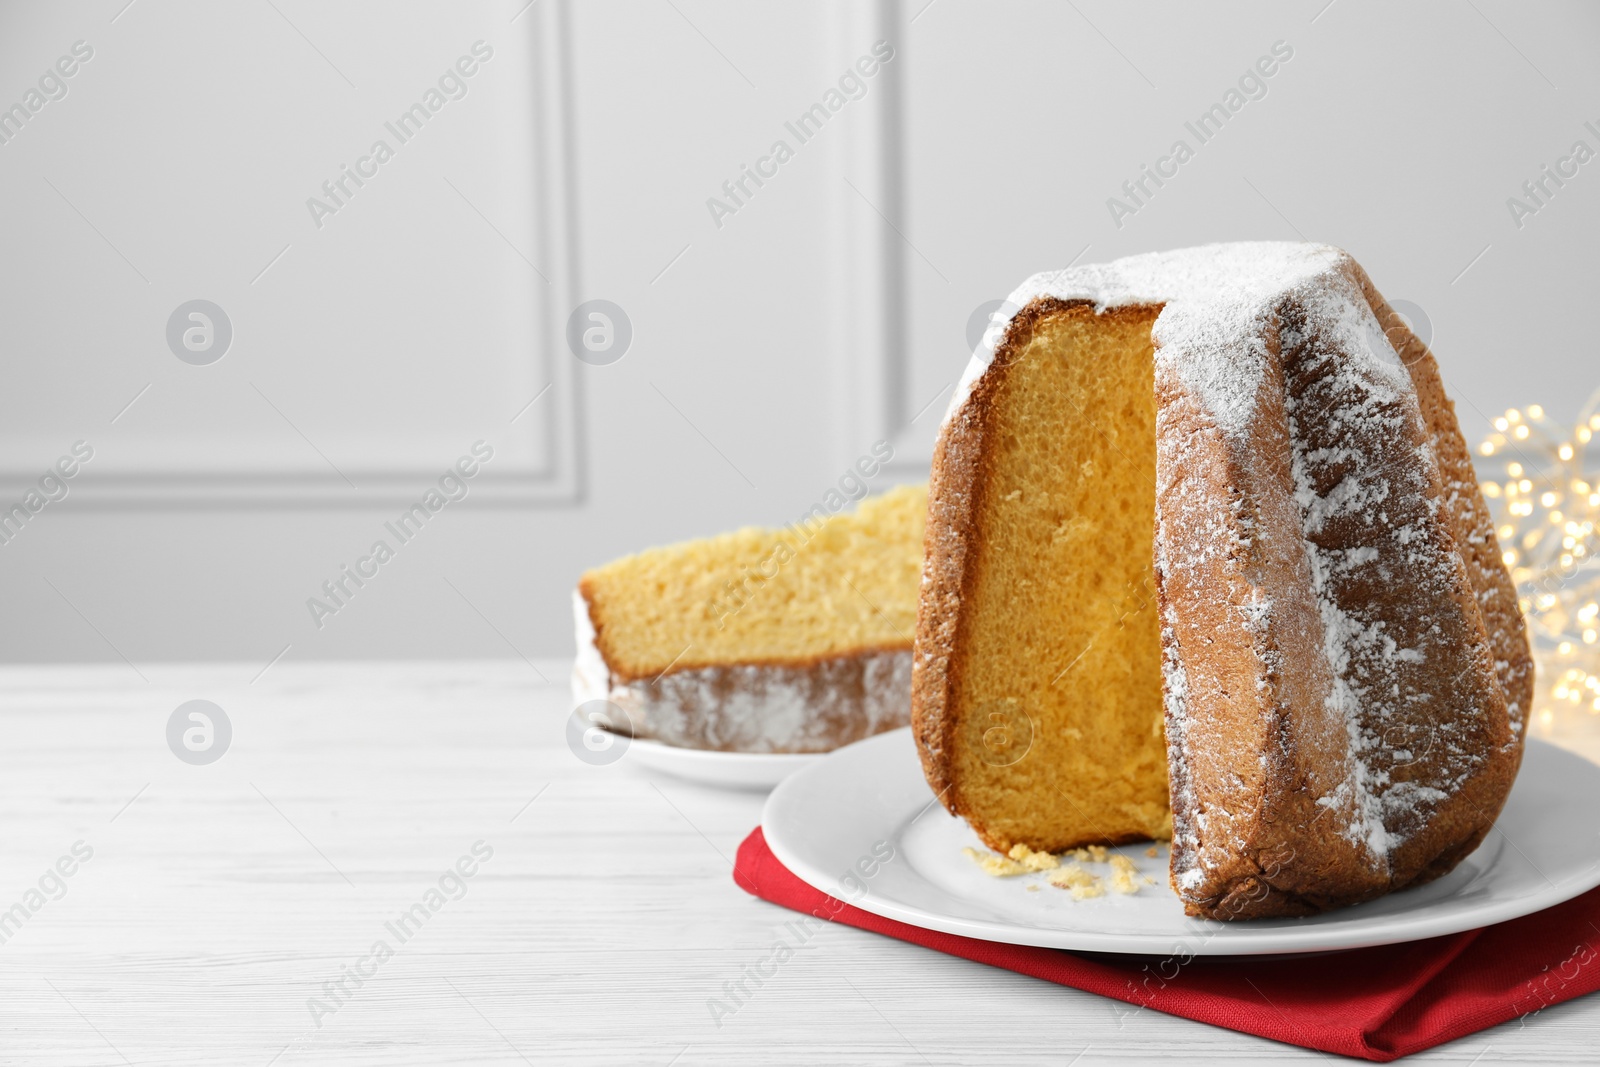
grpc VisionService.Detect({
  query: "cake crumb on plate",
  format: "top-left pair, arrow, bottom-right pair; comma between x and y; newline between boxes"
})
1048,863 -> 1105,900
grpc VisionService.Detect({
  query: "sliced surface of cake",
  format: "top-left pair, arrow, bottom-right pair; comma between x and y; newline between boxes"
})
575,482 -> 925,753
912,243 -> 1531,920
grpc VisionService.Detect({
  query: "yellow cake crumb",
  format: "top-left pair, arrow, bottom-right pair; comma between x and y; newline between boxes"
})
1063,845 -> 1112,863
1108,854 -> 1140,895
963,847 -> 1028,877
1047,863 -> 1105,900
1145,846 -> 1159,858
967,843 -> 1151,899
1025,883 -> 1041,893
1006,843 -> 1060,871
580,484 -> 926,677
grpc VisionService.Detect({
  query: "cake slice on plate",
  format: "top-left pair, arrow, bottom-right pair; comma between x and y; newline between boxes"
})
575,482 -> 924,753
912,243 -> 1531,919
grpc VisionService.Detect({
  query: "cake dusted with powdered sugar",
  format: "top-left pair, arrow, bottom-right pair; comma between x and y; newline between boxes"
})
912,242 -> 1530,919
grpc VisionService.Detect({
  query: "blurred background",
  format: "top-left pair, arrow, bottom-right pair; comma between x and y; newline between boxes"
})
1,0 -> 1596,668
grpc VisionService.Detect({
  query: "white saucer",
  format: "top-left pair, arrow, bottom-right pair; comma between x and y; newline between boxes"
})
624,736 -> 821,791
762,728 -> 1600,955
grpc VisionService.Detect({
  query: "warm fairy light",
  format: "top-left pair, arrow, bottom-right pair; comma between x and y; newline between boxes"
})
1478,390 -> 1600,738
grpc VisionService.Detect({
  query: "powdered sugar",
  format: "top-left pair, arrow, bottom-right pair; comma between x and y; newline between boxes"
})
950,242 -> 1350,436
1278,282 -> 1488,867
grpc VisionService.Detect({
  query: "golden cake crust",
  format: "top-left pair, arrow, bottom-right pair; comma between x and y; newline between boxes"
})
1354,265 -> 1533,745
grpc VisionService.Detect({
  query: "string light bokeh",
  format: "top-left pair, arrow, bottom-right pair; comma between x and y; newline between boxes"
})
1476,388 -> 1600,736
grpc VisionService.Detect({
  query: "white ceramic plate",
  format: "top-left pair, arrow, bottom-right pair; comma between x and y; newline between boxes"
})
624,736 -> 822,791
762,728 -> 1600,955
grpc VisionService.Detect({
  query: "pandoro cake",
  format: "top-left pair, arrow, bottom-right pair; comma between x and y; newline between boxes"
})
912,243 -> 1532,920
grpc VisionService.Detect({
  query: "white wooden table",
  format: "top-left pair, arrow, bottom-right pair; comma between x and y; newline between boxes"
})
2,660 -> 1597,1065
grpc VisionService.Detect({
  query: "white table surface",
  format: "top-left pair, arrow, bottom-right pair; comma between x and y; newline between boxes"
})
2,659 -> 1597,1066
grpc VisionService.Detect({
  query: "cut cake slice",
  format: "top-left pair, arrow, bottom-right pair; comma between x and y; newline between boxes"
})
575,483 -> 925,753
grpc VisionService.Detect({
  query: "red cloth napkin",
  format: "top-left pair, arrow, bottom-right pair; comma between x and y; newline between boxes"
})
734,826 -> 1600,1061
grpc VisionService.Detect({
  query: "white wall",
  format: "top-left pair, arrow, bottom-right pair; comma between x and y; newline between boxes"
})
1,0 -> 1596,668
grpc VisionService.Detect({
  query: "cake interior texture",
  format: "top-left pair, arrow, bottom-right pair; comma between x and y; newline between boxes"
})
947,304 -> 1171,852
581,483 -> 925,682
